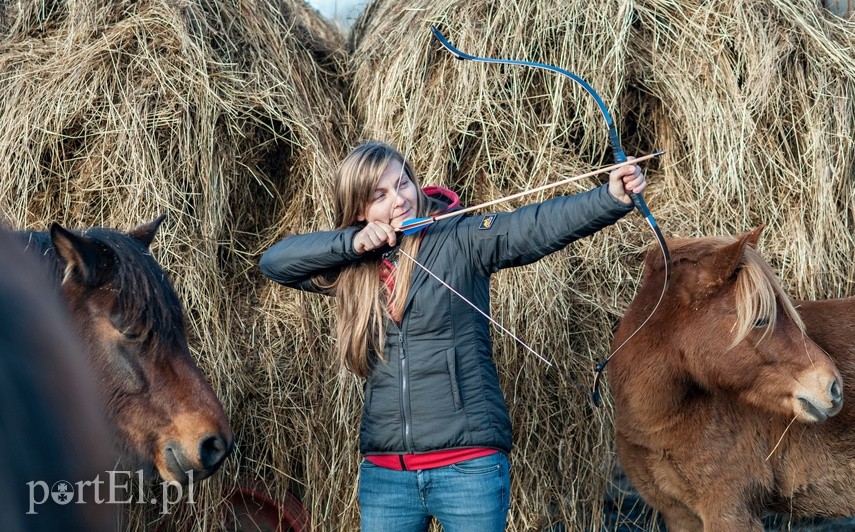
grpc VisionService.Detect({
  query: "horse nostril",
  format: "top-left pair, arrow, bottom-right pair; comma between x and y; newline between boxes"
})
199,434 -> 229,468
830,380 -> 843,405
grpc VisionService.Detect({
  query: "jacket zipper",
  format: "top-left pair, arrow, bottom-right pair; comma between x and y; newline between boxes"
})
397,325 -> 414,452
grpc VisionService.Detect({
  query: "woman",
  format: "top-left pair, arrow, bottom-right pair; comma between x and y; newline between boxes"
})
259,140 -> 646,531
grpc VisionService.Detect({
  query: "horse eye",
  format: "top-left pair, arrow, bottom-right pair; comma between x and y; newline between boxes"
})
121,330 -> 143,342
754,316 -> 770,328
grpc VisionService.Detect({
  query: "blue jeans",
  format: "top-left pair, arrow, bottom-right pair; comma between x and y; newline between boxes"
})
358,453 -> 511,532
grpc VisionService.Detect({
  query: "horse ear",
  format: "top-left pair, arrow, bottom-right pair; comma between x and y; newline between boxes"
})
743,224 -> 765,249
129,214 -> 166,249
50,223 -> 116,287
708,228 -> 763,286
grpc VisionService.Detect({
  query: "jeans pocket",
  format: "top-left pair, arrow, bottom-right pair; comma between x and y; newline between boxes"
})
450,454 -> 503,475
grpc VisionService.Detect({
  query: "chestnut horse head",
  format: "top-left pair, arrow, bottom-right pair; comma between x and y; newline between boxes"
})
20,216 -> 233,484
612,226 -> 842,425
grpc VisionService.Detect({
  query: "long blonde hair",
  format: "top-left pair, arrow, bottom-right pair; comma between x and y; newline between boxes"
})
324,141 -> 437,377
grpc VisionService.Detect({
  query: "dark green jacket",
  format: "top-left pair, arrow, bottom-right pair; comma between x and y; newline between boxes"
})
259,185 -> 633,455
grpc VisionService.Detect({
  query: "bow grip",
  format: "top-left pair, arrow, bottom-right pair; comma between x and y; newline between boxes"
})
609,130 -> 654,221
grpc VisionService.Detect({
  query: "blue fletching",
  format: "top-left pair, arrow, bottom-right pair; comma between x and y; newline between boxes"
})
400,217 -> 434,235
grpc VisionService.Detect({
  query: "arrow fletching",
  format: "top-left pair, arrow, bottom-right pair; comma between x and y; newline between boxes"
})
400,217 -> 435,235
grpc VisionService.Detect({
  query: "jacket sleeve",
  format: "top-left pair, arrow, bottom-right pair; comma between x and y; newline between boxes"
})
464,184 -> 633,275
259,227 -> 362,293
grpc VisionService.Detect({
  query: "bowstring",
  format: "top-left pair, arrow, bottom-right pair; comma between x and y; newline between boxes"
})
387,31 -> 430,225
399,248 -> 553,368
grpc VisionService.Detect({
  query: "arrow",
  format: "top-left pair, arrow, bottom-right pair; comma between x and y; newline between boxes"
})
400,150 -> 665,235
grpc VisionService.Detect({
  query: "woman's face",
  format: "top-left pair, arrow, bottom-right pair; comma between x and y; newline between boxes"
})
358,160 -> 418,230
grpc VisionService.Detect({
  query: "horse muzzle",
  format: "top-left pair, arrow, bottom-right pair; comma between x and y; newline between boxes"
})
794,374 -> 843,422
162,433 -> 234,485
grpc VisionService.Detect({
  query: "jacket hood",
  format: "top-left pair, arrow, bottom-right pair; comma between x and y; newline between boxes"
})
423,185 -> 460,215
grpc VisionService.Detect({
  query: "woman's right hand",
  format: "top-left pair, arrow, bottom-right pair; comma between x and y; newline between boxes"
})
353,221 -> 397,255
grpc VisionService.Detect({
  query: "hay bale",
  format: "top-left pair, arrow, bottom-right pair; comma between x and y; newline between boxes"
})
349,0 -> 855,529
628,0 -> 855,298
0,0 -> 350,528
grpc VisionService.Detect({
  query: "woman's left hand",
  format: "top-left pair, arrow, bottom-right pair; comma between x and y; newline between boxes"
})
608,156 -> 647,205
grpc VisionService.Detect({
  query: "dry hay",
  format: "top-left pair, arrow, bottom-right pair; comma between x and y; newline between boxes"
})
350,0 -> 855,529
1,0 -> 854,530
0,0 -> 350,529
629,0 -> 855,300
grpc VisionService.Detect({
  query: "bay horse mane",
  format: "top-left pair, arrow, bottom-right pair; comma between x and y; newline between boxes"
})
609,226 -> 851,530
20,227 -> 185,353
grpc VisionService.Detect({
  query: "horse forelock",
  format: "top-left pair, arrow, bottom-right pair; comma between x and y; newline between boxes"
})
87,229 -> 186,350
730,245 -> 804,347
645,235 -> 805,347
643,235 -> 733,276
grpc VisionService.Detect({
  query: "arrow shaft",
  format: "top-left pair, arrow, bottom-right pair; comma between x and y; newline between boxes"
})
430,150 -> 664,224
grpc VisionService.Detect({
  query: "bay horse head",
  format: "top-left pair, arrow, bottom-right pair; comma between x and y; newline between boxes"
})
615,226 -> 842,424
32,216 -> 233,484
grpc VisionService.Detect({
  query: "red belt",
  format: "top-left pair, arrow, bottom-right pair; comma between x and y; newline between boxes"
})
364,448 -> 498,471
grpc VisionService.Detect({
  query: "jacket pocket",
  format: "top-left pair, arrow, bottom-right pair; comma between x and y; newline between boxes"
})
446,346 -> 462,410
364,382 -> 373,411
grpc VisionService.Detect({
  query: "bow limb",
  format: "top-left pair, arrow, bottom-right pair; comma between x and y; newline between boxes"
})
430,27 -> 671,405
431,27 -> 668,258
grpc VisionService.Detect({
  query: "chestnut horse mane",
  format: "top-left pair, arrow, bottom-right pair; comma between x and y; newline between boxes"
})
731,245 -> 805,346
18,227 -> 186,354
